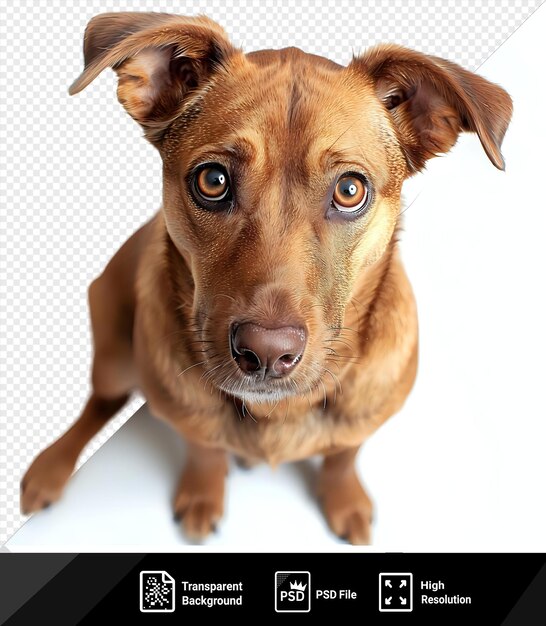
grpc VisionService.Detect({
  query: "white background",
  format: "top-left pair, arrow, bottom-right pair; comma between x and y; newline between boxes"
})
2,2 -> 546,550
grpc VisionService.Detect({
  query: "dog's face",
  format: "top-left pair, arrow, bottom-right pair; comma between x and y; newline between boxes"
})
159,48 -> 408,403
71,12 -> 512,403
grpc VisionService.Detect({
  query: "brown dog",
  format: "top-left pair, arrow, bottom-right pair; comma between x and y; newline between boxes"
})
20,12 -> 512,544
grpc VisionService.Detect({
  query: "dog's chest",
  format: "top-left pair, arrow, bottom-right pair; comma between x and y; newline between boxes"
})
222,403 -> 366,465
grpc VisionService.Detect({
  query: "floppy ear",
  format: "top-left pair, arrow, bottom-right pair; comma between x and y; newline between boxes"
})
350,44 -> 513,173
69,12 -> 240,144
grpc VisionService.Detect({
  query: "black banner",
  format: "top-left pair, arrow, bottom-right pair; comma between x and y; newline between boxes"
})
1,553 -> 545,624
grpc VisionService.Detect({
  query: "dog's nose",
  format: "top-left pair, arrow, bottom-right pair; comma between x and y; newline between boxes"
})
230,323 -> 306,378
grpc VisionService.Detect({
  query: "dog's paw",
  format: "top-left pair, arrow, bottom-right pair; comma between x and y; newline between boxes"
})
20,447 -> 75,515
173,467 -> 225,540
319,472 -> 373,545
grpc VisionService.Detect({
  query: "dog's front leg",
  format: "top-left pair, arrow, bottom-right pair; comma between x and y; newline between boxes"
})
21,394 -> 129,514
174,442 -> 228,540
319,446 -> 372,545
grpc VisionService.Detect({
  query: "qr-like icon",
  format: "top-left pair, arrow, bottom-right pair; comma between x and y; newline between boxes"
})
140,570 -> 176,613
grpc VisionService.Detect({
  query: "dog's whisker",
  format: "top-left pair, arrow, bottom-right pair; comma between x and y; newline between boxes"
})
325,358 -> 343,374
325,119 -> 360,152
398,189 -> 423,217
323,366 -> 341,391
262,396 -> 281,419
324,367 -> 343,401
326,356 -> 361,366
186,339 -> 215,345
282,396 -> 290,425
213,293 -> 237,304
212,364 -> 234,391
200,361 -> 226,392
232,397 -> 243,422
349,299 -> 363,328
177,360 -> 207,378
241,398 -> 257,423
324,337 -> 355,352
323,369 -> 337,404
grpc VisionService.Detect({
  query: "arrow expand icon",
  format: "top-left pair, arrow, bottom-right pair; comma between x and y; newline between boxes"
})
379,573 -> 412,612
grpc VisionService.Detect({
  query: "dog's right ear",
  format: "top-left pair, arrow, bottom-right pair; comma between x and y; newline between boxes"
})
69,12 -> 241,144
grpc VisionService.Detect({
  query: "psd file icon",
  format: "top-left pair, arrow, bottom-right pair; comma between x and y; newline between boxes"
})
275,571 -> 311,613
140,570 -> 176,613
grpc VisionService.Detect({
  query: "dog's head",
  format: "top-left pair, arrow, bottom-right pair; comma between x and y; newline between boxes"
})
71,12 -> 512,403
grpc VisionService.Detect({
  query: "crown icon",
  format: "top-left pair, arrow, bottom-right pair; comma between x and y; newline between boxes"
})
290,580 -> 307,592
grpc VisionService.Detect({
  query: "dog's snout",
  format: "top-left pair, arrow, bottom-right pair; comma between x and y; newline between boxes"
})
230,323 -> 306,378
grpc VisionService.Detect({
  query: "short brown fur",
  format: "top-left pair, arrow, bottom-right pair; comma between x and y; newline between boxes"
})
21,12 -> 512,543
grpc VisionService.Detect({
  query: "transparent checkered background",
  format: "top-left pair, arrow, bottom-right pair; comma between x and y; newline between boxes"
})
0,0 -> 541,545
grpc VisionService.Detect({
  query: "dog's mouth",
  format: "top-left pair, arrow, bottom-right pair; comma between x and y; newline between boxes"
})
215,374 -> 310,404
210,354 -> 315,405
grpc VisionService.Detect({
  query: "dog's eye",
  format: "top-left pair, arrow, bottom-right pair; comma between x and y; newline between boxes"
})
332,173 -> 369,213
195,164 -> 229,200
191,163 -> 232,207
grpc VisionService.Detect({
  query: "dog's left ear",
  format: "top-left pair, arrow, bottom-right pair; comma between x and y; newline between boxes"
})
69,12 -> 241,144
350,44 -> 513,173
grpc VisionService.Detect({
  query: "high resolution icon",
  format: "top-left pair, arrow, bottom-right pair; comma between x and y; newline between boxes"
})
379,572 -> 413,612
